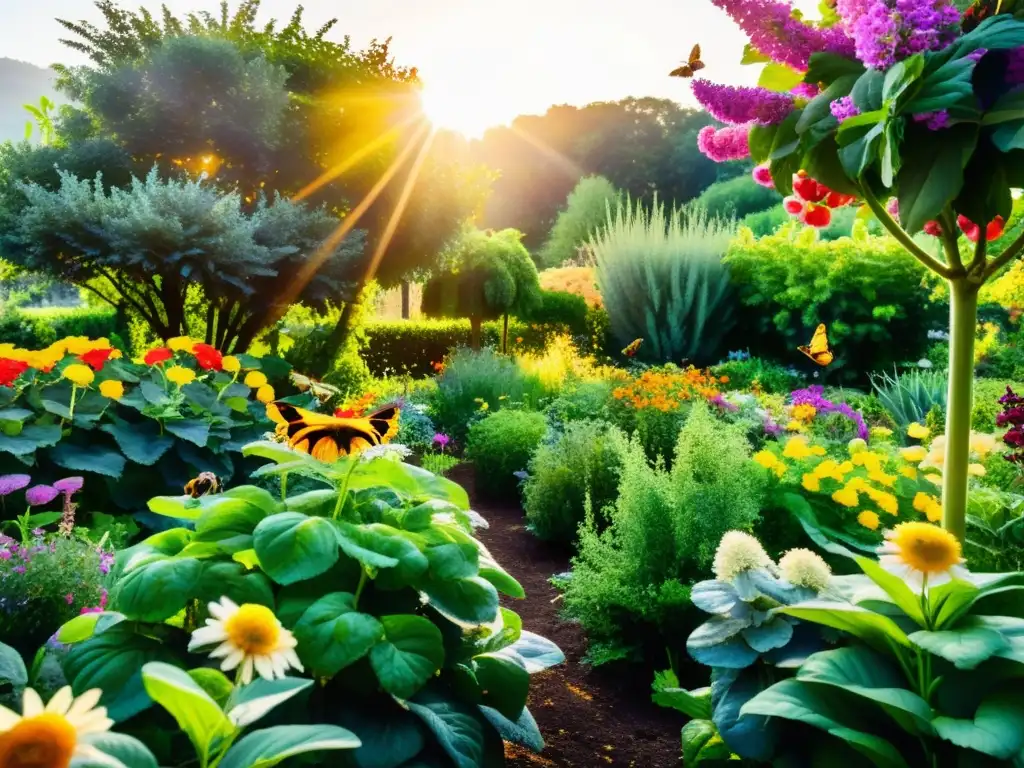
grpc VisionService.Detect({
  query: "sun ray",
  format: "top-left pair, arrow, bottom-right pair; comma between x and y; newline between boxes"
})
508,122 -> 585,180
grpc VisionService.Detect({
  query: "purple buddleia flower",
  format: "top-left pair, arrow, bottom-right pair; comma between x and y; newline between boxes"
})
791,82 -> 821,99
790,385 -> 869,439
913,110 -> 951,130
0,475 -> 30,496
837,0 -> 960,70
830,95 -> 861,122
697,124 -> 752,161
691,80 -> 795,125
25,485 -> 59,507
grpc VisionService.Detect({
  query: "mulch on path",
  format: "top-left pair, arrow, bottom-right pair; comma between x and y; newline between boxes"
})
450,465 -> 681,767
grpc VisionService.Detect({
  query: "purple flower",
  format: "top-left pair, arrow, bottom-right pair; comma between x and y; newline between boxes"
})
31,528 -> 44,538
53,477 -> 84,495
830,95 -> 861,123
790,385 -> 868,439
0,475 -> 30,496
98,551 -> 115,575
711,0 -> 855,71
691,80 -> 795,126
1007,48 -> 1024,85
432,433 -> 451,449
65,593 -> 74,605
913,110 -> 950,130
791,82 -> 820,99
0,550 -> 11,561
837,0 -> 960,70
697,124 -> 752,161
13,566 -> 25,575
25,485 -> 59,507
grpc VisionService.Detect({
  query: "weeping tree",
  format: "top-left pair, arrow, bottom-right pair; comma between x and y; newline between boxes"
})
422,228 -> 541,350
591,197 -> 736,364
0,169 -> 364,351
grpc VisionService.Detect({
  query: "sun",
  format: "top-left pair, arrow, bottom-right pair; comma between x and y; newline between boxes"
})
419,81 -> 496,139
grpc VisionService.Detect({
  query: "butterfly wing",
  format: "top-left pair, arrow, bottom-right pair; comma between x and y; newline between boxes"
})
267,401 -> 401,459
689,43 -> 702,64
670,64 -> 693,77
798,324 -> 834,366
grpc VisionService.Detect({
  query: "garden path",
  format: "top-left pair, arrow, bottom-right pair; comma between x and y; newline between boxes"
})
450,464 -> 681,767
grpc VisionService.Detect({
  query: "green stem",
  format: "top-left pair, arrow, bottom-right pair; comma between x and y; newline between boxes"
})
860,185 -> 953,278
943,279 -> 979,542
280,472 -> 288,503
353,569 -> 369,609
68,384 -> 78,421
331,460 -> 359,520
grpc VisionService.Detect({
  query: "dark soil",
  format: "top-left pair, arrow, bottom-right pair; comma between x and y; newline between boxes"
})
449,464 -> 681,767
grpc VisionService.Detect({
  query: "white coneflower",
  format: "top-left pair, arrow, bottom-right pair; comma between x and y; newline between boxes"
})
712,531 -> 774,582
778,548 -> 832,592
0,686 -> 112,766
189,597 -> 303,684
878,522 -> 968,591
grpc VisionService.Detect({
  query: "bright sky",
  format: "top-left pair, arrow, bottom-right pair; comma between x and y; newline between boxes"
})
3,0 -> 820,137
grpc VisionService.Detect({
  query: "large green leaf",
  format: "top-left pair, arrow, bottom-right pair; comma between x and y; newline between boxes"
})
51,442 -> 126,478
855,556 -> 927,626
504,631 -> 565,674
74,732 -> 158,768
992,120 -> 1024,152
780,600 -> 911,651
476,542 -> 524,599
293,592 -> 384,677
369,614 -> 445,699
101,421 -> 174,466
426,542 -> 479,581
193,488 -> 280,553
141,662 -> 233,762
164,419 -> 211,447
344,525 -> 429,590
332,705 -> 426,768
881,54 -> 924,106
405,689 -> 487,768
805,52 -> 866,86
194,561 -> 274,607
334,522 -> 401,569
111,557 -> 204,622
910,626 -> 1009,670
758,62 -> 804,93
422,576 -> 499,627
748,124 -> 777,164
348,461 -> 469,509
253,512 -> 339,586
984,88 -> 1024,126
895,124 -> 976,233
652,669 -> 711,719
57,611 -> 125,644
838,119 -> 886,180
479,705 -> 544,753
687,617 -> 759,669
219,724 -> 360,768
906,53 -> 976,115
473,652 -> 529,720
225,676 -> 313,728
681,719 -> 733,765
933,690 -> 1024,759
0,641 -> 27,688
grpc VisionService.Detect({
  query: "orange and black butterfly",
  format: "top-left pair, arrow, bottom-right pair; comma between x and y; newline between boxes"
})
670,44 -> 705,78
798,324 -> 834,367
184,471 -> 222,498
266,402 -> 400,462
622,338 -> 643,358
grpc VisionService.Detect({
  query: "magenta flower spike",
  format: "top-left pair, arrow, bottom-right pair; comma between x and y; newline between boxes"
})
691,80 -> 795,126
25,485 -> 60,507
53,476 -> 85,495
0,474 -> 31,496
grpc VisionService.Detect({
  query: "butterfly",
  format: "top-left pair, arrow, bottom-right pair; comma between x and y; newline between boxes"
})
266,401 -> 401,462
290,370 -> 341,404
798,324 -> 834,367
670,44 -> 705,78
184,471 -> 222,498
622,338 -> 643,358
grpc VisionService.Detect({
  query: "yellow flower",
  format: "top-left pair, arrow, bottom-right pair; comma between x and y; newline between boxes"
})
98,380 -> 124,400
256,384 -> 275,404
791,403 -> 817,422
878,522 -> 966,589
925,474 -> 942,487
62,364 -> 95,388
867,469 -> 896,488
851,451 -> 884,473
0,686 -> 114,766
857,510 -> 881,531
62,336 -> 99,356
813,459 -> 842,481
222,356 -> 241,373
167,336 -> 194,352
867,489 -> 899,516
166,366 -> 196,387
785,420 -> 805,433
899,466 -> 918,480
810,445 -> 826,456
110,348 -> 123,359
832,486 -> 859,508
244,371 -> 268,388
970,432 -> 997,457
924,499 -> 943,523
871,426 -> 894,438
783,437 -> 813,460
754,450 -> 778,469
913,492 -> 933,513
907,422 -> 930,440
845,476 -> 868,492
900,446 -> 928,463
801,473 -> 821,492
968,463 -> 987,477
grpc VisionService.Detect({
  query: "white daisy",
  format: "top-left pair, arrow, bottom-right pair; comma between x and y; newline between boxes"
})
0,686 -> 113,766
188,597 -> 303,684
878,522 -> 969,591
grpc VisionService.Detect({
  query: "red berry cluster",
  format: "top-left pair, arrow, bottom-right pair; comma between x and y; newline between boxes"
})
922,215 -> 1005,243
783,171 -> 857,229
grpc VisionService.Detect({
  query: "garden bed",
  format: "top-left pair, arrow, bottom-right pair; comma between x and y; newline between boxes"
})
450,464 -> 680,767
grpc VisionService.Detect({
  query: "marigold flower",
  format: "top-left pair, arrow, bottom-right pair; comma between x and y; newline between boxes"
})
899,466 -> 918,480
857,510 -> 881,531
779,548 -> 831,591
222,355 -> 241,374
167,336 -> 195,352
791,403 -> 817,422
832,486 -> 859,508
924,474 -> 942,486
719,375 -> 729,384
0,358 -> 30,387
144,347 -> 173,366
62,364 -> 95,388
868,489 -> 899,516
867,469 -> 896,488
61,337 -> 99,356
970,432 -> 997,456
98,380 -> 124,400
782,437 -> 813,460
713,531 -> 774,581
166,366 -> 196,387
878,522 -> 966,590
256,385 -> 275,404
907,422 -> 930,439
900,446 -> 927,463
244,371 -> 268,388
191,343 -> 223,372
801,473 -> 821,492
967,463 -> 986,476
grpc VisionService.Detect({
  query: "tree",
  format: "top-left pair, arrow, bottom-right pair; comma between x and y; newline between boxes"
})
538,175 -> 620,268
422,228 -> 541,350
0,169 -> 363,351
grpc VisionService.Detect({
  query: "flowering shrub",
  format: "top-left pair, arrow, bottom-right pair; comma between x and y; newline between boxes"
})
0,336 -> 290,511
538,266 -> 604,309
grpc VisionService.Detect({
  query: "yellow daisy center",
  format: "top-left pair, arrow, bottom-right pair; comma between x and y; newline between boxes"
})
224,604 -> 280,656
0,713 -> 77,768
889,522 -> 962,575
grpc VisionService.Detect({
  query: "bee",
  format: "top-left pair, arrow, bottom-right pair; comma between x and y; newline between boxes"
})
184,471 -> 222,498
670,44 -> 705,78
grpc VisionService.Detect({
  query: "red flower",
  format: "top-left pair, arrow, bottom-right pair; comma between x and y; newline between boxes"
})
79,348 -> 113,371
923,220 -> 943,236
792,171 -> 828,203
334,408 -> 357,418
144,347 -> 174,366
958,215 -> 1004,243
192,343 -> 223,371
0,358 -> 29,387
802,203 -> 832,229
783,196 -> 805,215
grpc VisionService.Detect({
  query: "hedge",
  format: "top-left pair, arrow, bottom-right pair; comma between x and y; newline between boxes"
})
0,306 -> 119,349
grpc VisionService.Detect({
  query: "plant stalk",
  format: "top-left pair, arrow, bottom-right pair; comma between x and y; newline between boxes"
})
942,278 -> 979,542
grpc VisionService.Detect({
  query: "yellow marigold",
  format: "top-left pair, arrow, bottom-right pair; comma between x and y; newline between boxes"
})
754,450 -> 780,470
783,437 -> 813,460
970,432 -> 997,457
62,336 -> 99,356
801,473 -> 821,492
899,466 -> 918,480
925,474 -> 942,486
832,486 -> 860,508
244,371 -> 268,388
222,356 -> 241,373
867,469 -> 896,488
785,420 -> 806,433
968,463 -> 987,477
791,403 -> 817,422
256,384 -> 275,404
62,364 -> 95,388
845,476 -> 868,492
924,499 -> 943,523
871,426 -> 894,438
907,422 -> 930,439
852,451 -> 884,472
869,489 -> 899,516
914,493 -> 935,514
900,446 -> 928,463
813,459 -> 844,482
167,336 -> 195,352
166,366 -> 196,387
98,380 -> 124,400
858,510 -> 881,531
110,348 -> 122,359
810,445 -> 826,456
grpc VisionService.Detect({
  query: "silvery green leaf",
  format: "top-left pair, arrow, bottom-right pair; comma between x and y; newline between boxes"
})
691,580 -> 740,615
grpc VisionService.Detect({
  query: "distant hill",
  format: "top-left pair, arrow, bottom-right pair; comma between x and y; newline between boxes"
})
0,58 -> 62,143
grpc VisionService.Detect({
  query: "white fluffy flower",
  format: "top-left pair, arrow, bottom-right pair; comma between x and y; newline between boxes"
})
359,444 -> 412,463
778,548 -> 831,592
0,686 -> 113,766
712,531 -> 774,581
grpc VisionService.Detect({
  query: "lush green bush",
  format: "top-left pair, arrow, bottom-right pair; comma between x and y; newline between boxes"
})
0,306 -> 118,350
538,175 -> 620,268
465,410 -> 549,498
562,402 -> 764,665
693,175 -> 778,219
973,377 -> 1024,431
870,368 -> 949,434
739,204 -> 871,240
545,379 -> 615,429
519,289 -> 590,336
592,197 -> 737,365
523,420 -> 626,544
725,224 -> 942,382
712,356 -> 803,394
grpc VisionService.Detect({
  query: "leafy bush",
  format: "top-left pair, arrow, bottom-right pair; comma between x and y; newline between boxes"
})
972,377 -> 1024,431
466,410 -> 549,498
712,356 -> 803,394
538,175 -> 620,268
562,402 -> 764,665
523,420 -> 627,544
592,197 -> 737,365
740,203 -> 869,240
0,306 -> 118,351
692,175 -> 778,219
55,444 -> 563,767
725,224 -> 942,382
538,265 -> 603,309
870,368 -> 948,434
519,289 -> 590,336
545,378 -> 616,429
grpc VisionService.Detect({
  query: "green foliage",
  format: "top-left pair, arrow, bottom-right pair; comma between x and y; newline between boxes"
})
545,379 -> 614,428
725,225 -> 943,381
592,198 -> 737,365
523,420 -> 627,544
57,445 -> 561,766
973,377 -> 1024,431
712,356 -> 803,394
740,203 -> 873,240
519,290 -> 590,337
870,368 -> 949,433
537,175 -> 620,268
562,402 -> 764,664
693,175 -> 778,219
465,410 -> 549,498
0,306 -> 118,351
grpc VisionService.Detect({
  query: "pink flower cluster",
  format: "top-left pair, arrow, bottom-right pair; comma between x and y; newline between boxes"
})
836,0 -> 960,70
691,80 -> 795,126
697,124 -> 752,161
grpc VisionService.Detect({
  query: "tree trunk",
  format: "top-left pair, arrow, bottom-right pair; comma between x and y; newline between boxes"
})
502,313 -> 509,354
311,291 -> 364,378
401,280 -> 411,320
470,315 -> 482,351
942,278 -> 980,542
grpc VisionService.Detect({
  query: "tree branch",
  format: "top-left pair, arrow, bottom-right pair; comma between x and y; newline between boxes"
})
985,229 -> 1024,280
860,186 -> 953,279
938,210 -> 963,274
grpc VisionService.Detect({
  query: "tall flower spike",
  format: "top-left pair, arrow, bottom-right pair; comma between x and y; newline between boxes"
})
691,80 -> 795,126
